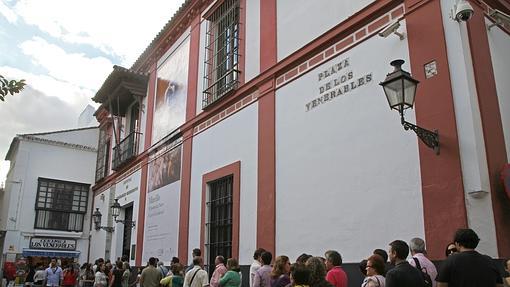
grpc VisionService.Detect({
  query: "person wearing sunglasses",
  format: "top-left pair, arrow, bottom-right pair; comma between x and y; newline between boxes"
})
445,243 -> 458,257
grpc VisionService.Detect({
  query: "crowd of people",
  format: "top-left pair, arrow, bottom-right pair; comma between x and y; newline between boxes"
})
13,228 -> 510,287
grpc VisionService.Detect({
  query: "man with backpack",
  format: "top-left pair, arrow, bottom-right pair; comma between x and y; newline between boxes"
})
408,238 -> 436,287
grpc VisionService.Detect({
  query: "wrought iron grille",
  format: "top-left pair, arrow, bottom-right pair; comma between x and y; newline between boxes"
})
95,128 -> 110,182
205,175 -> 233,274
202,0 -> 240,109
112,131 -> 141,171
34,178 -> 89,232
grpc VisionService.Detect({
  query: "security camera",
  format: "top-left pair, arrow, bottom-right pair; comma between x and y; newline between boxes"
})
378,21 -> 405,40
452,0 -> 474,22
488,9 -> 510,30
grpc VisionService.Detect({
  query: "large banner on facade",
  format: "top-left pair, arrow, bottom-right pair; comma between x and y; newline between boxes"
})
152,36 -> 190,144
143,144 -> 182,264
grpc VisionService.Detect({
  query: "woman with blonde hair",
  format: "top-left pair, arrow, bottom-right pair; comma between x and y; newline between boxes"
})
219,259 -> 241,287
271,256 -> 291,287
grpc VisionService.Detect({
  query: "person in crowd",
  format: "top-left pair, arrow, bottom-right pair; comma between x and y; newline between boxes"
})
270,255 -> 291,287
220,258 -> 241,287
296,254 -> 312,265
110,262 -> 124,287
362,255 -> 385,287
121,262 -> 131,287
373,249 -> 391,273
62,265 -> 78,287
210,256 -> 227,287
157,262 -> 168,278
436,228 -> 503,287
385,240 -> 423,287
140,258 -> 162,287
503,259 -> 510,287
358,260 -> 368,277
444,243 -> 458,258
183,257 -> 208,287
93,259 -> 105,273
185,249 -> 202,273
290,264 -> 310,287
253,251 -> 273,287
82,263 -> 96,287
408,237 -> 437,287
94,263 -> 108,287
160,263 -> 184,287
44,258 -> 63,287
324,250 -> 347,287
250,248 -> 265,287
25,257 -> 36,287
33,263 -> 46,286
305,257 -> 333,287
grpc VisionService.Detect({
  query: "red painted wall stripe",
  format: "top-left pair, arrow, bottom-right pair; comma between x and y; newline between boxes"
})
405,0 -> 468,259
258,0 -> 277,256
467,4 -> 510,257
135,63 -> 157,265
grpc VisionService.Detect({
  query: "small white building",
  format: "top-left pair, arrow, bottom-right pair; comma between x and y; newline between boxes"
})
0,127 -> 99,270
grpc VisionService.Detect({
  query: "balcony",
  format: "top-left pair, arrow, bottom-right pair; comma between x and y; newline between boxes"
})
112,131 -> 141,171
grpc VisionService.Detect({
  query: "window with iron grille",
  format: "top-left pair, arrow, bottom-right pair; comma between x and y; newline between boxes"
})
95,127 -> 110,182
205,175 -> 233,274
202,0 -> 240,109
34,178 -> 89,232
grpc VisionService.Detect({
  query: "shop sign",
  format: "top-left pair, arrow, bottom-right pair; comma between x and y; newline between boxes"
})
29,237 -> 76,251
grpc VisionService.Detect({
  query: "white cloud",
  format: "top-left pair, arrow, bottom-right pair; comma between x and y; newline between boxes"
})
0,65 -> 95,108
19,37 -> 113,90
0,0 -> 17,23
13,0 -> 186,66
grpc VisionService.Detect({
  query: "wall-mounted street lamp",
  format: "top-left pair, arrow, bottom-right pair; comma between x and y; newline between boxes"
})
380,59 -> 440,155
111,199 -> 136,228
92,208 -> 114,232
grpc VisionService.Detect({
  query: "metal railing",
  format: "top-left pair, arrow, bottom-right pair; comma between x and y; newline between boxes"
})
112,131 -> 141,171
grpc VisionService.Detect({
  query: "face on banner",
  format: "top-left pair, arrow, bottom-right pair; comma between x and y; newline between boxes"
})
148,146 -> 182,193
152,37 -> 190,144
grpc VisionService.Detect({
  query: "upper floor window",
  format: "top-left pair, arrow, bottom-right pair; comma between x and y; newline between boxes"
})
34,178 -> 90,232
203,0 -> 240,109
95,127 -> 110,182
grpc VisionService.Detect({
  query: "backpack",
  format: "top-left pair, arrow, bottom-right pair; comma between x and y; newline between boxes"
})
412,257 -> 433,287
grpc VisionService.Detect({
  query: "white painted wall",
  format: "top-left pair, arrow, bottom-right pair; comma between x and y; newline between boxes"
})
440,0 -> 498,257
277,0 -> 375,61
90,190 -> 112,261
245,0 -> 260,82
189,104 -> 258,265
1,129 -> 98,263
36,127 -> 99,148
487,18 -> 510,160
275,25 -> 425,263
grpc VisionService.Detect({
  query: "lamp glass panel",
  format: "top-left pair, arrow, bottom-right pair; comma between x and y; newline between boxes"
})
111,204 -> 120,218
93,212 -> 101,225
383,78 -> 404,108
403,78 -> 417,108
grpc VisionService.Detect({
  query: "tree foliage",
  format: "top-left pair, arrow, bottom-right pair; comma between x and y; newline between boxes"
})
0,75 -> 26,101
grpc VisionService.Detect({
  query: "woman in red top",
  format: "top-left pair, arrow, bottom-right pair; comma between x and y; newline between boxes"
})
63,265 -> 78,287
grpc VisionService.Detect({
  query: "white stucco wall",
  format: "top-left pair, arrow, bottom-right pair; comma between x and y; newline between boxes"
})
36,127 -> 99,148
90,190 -> 112,262
1,130 -> 98,263
487,19 -> 510,160
277,0 -> 375,61
440,0 -> 498,257
189,104 -> 258,265
245,0 -> 260,82
275,25 -> 425,263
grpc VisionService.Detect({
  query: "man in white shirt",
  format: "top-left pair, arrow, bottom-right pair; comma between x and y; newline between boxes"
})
408,237 -> 438,287
183,257 -> 208,287
249,248 -> 265,287
43,258 -> 62,287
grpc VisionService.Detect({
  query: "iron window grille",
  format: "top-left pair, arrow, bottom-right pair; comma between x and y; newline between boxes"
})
34,178 -> 90,232
205,175 -> 233,274
95,128 -> 110,182
202,0 -> 240,109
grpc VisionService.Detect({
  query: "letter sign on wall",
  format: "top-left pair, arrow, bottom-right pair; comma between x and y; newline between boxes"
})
29,237 -> 77,251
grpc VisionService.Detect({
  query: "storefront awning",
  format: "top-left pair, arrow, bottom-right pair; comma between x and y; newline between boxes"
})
22,249 -> 80,258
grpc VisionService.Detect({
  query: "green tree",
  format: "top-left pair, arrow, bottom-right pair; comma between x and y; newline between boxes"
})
0,75 -> 26,101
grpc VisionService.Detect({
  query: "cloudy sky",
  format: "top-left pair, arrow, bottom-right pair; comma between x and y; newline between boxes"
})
0,0 -> 186,182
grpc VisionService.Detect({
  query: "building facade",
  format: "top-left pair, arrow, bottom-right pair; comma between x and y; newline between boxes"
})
90,0 -> 510,283
0,127 -> 99,272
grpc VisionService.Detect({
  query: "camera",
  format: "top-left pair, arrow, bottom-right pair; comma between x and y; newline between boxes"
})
453,0 -> 474,22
